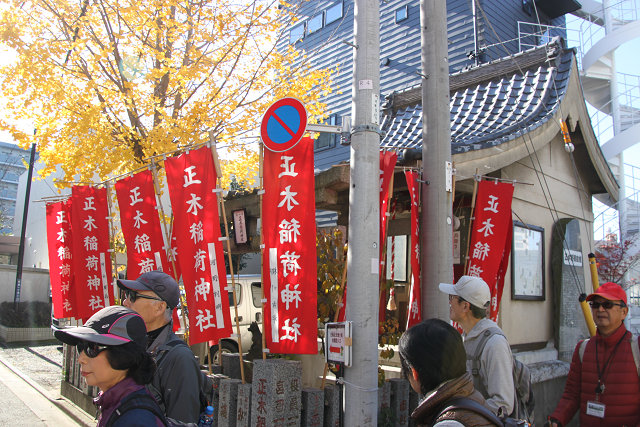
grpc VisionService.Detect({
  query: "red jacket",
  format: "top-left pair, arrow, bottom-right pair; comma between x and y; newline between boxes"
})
551,324 -> 640,426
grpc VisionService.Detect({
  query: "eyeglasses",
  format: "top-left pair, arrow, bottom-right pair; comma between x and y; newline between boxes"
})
589,300 -> 625,310
76,341 -> 109,358
121,288 -> 163,304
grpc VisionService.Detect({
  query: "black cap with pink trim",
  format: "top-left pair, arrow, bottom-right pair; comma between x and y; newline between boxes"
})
54,306 -> 147,348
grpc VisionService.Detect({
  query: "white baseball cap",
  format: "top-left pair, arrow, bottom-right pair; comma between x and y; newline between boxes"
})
439,275 -> 491,308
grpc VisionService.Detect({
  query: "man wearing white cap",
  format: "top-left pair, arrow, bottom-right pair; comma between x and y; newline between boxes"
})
439,275 -> 515,417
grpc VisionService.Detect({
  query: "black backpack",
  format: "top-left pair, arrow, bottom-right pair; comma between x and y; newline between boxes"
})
469,327 -> 535,423
104,391 -> 197,427
153,340 -> 215,414
438,397 -> 530,427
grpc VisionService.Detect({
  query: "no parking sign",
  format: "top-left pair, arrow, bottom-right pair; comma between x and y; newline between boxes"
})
260,98 -> 308,152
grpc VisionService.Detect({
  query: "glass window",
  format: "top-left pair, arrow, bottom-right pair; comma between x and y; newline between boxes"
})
227,282 -> 242,306
325,2 -> 343,25
314,115 -> 338,151
290,22 -> 305,44
307,13 -> 323,34
395,5 -> 408,23
251,282 -> 262,308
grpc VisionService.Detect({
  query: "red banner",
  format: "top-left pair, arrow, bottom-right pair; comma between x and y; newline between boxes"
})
262,136 -> 317,354
46,200 -> 77,319
165,146 -> 232,345
405,171 -> 422,329
467,181 -> 514,321
379,151 -> 397,321
115,170 -> 175,279
71,186 -> 115,319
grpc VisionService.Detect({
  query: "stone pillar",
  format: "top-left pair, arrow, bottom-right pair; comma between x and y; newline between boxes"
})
323,384 -> 340,427
222,353 -> 243,380
218,378 -> 242,427
389,378 -> 409,426
301,388 -> 324,427
236,383 -> 252,427
251,359 -> 302,426
378,381 -> 391,423
551,218 -> 588,361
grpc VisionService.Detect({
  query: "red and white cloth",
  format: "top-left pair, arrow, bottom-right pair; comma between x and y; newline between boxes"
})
165,146 -> 232,345
262,136 -> 317,354
71,186 -> 114,319
467,180 -> 514,321
115,169 -> 175,279
46,200 -> 76,319
405,171 -> 422,329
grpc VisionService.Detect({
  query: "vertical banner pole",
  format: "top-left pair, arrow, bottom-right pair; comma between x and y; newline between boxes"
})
209,137 -> 246,383
150,160 -> 189,343
259,143 -> 267,360
463,169 -> 480,273
104,182 -> 119,304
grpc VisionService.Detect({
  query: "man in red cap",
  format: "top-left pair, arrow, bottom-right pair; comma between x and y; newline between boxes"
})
548,282 -> 640,426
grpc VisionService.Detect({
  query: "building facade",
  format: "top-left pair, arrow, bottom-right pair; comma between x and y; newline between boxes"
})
283,0 -> 575,170
0,141 -> 30,235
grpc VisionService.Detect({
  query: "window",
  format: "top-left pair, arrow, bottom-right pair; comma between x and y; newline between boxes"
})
511,222 -> 545,300
307,13 -> 323,34
395,5 -> 408,23
314,114 -> 338,151
325,2 -> 343,25
290,22 -> 305,44
227,283 -> 242,306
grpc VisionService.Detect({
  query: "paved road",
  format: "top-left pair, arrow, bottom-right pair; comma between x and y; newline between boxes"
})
0,359 -> 82,425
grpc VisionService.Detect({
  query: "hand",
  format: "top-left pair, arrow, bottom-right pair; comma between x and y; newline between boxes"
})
544,418 -> 561,427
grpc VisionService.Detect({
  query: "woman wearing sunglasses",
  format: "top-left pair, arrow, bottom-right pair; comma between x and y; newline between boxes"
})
54,305 -> 166,426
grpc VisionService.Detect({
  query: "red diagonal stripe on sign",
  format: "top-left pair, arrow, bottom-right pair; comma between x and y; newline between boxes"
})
273,113 -> 296,137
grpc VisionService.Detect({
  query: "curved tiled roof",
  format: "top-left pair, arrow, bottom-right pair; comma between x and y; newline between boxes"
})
380,40 -> 573,155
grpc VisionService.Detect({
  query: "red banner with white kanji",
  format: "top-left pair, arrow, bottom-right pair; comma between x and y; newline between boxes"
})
379,151 -> 397,321
165,146 -> 232,345
466,180 -> 514,321
262,136 -> 317,354
405,171 -> 422,329
46,200 -> 77,319
115,170 -> 175,279
71,186 -> 115,319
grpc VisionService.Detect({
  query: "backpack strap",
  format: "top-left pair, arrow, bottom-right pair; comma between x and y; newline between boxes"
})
469,327 -> 504,376
578,338 -> 589,363
440,397 -> 502,426
105,391 -> 167,427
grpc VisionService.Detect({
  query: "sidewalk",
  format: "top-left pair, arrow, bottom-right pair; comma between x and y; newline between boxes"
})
0,343 -> 94,426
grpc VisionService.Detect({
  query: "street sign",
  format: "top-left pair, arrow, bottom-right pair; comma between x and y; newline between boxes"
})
260,98 -> 308,152
324,321 -> 352,366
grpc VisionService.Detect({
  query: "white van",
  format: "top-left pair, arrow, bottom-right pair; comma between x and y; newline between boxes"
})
190,274 -> 263,363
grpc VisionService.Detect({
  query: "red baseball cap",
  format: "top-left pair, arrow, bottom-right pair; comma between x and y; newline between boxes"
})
586,282 -> 627,305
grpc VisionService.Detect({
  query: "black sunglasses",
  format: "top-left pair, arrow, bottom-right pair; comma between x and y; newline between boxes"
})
76,341 -> 109,358
121,288 -> 163,304
589,300 -> 625,310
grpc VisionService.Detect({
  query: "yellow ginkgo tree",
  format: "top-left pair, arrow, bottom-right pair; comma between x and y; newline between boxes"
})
0,0 -> 333,187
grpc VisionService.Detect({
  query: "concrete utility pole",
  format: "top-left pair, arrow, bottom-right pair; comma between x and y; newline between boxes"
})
420,0 -> 453,320
344,0 -> 380,425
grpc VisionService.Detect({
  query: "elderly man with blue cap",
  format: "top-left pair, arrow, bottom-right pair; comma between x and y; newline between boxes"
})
118,270 -> 202,423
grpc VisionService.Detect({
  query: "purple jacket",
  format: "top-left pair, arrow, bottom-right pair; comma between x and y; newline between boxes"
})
94,377 -> 165,427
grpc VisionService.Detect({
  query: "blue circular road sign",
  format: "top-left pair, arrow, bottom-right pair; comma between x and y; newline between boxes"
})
260,98 -> 308,152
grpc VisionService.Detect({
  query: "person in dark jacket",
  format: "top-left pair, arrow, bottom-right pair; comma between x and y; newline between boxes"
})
548,281 -> 640,427
399,318 -> 498,426
54,306 -> 165,427
118,270 -> 202,424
